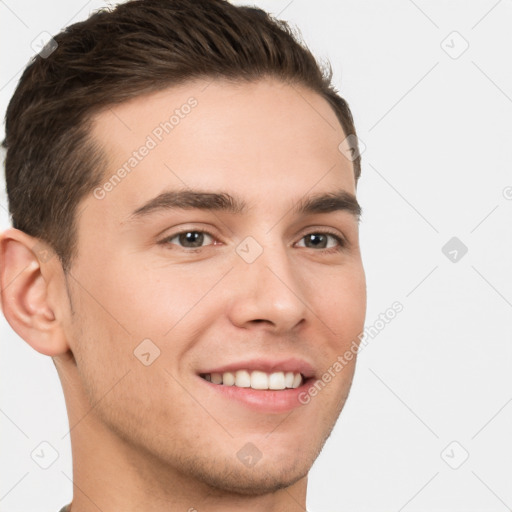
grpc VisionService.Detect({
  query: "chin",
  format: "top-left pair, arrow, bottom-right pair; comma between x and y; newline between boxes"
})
192,457 -> 310,496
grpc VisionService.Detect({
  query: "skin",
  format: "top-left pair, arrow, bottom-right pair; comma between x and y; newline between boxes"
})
0,77 -> 366,512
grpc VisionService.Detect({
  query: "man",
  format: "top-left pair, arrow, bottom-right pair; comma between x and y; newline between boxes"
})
0,0 -> 366,510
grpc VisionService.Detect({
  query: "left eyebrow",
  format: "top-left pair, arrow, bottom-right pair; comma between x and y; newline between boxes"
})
294,190 -> 362,220
126,188 -> 362,222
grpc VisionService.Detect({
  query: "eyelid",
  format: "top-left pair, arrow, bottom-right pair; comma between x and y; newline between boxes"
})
158,227 -> 217,251
297,225 -> 345,241
295,228 -> 347,252
158,225 -> 347,251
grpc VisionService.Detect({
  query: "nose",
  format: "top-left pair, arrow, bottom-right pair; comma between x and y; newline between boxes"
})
225,238 -> 308,334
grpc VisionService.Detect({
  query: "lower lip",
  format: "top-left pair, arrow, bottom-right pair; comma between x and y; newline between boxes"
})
197,375 -> 315,413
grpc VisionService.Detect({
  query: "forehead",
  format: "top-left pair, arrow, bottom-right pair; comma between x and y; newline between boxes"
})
87,78 -> 355,223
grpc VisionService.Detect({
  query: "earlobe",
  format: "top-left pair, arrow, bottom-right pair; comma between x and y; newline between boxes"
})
0,228 -> 70,356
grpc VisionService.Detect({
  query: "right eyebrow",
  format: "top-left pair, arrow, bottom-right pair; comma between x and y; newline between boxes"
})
127,190 -> 247,221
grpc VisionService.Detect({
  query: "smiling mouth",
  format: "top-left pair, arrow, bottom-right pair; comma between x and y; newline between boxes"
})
199,369 -> 305,390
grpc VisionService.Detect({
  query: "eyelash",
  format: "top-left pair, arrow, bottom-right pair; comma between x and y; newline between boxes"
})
158,228 -> 346,254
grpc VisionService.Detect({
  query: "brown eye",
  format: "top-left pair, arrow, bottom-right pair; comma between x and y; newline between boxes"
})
296,231 -> 345,252
161,230 -> 215,249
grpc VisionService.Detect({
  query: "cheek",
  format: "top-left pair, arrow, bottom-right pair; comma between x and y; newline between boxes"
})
75,252 -> 203,339
297,264 -> 365,402
122,270 -> 217,342
322,264 -> 367,338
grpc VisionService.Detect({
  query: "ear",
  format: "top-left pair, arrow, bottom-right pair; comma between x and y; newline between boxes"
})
0,227 -> 70,356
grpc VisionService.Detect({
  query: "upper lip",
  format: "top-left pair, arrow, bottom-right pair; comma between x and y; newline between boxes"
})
197,357 -> 316,379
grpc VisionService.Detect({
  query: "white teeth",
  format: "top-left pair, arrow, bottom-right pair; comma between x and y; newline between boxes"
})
201,370 -> 304,390
268,372 -> 286,390
251,370 -> 268,389
235,370 -> 251,387
292,373 -> 302,388
222,372 -> 235,386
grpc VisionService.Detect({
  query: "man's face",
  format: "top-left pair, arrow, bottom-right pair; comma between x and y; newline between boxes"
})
64,78 -> 366,493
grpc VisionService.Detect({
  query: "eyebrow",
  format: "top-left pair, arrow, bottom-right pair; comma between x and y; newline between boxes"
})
127,188 -> 362,222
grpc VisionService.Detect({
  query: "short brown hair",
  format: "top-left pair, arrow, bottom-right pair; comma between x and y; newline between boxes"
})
3,0 -> 361,272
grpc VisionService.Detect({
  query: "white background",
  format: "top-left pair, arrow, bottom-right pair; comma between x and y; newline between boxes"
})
1,1 -> 512,511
